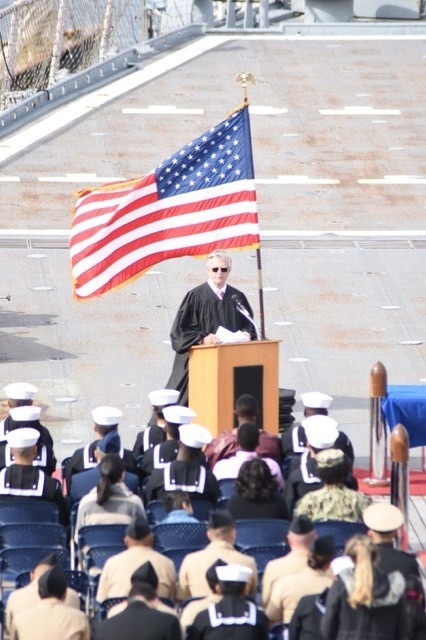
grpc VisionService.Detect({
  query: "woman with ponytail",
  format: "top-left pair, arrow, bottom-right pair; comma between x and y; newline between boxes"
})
320,534 -> 408,640
75,453 -> 145,540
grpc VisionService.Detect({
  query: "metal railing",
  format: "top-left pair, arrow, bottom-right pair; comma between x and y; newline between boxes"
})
0,0 -> 195,111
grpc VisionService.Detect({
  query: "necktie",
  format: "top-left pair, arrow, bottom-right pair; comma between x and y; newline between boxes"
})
219,290 -> 224,300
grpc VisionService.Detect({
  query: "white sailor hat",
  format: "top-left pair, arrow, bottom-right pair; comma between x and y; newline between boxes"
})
9,406 -> 41,422
362,503 -> 404,533
216,564 -> 253,583
4,382 -> 38,401
179,424 -> 213,449
92,406 -> 123,427
163,405 -> 197,425
148,389 -> 179,407
302,415 -> 339,449
301,391 -> 333,410
7,427 -> 40,448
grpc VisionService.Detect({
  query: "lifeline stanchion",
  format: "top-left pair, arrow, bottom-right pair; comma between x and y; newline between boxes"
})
364,361 -> 390,487
390,422 -> 410,550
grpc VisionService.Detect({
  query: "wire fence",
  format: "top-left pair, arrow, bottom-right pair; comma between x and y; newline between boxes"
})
0,0 -> 194,111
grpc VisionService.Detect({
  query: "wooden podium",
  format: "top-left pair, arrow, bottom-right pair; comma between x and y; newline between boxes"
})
188,340 -> 280,437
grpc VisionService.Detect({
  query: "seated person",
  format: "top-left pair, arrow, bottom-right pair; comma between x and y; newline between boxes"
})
213,422 -> 284,489
180,560 -> 226,631
186,564 -> 269,640
161,490 -> 199,524
226,458 -> 290,521
294,448 -> 370,523
132,389 -> 179,457
0,427 -> 68,526
284,415 -> 358,517
144,424 -> 219,506
75,453 -> 145,541
70,431 -> 140,506
0,405 -> 56,476
64,406 -> 138,493
139,405 -> 196,478
204,394 -> 282,468
281,392 -> 354,479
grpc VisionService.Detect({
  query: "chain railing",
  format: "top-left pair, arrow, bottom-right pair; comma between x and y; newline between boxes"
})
0,0 -> 195,111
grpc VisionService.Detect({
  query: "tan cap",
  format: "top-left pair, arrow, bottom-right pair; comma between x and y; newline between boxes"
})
363,503 -> 404,533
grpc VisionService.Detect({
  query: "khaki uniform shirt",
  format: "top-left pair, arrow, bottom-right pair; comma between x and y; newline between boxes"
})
178,539 -> 257,599
261,548 -> 308,607
96,545 -> 176,602
10,597 -> 90,640
294,485 -> 371,522
180,593 -> 222,630
265,565 -> 333,624
6,581 -> 80,631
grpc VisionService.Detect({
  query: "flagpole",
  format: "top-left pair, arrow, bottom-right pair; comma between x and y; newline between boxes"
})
235,72 -> 266,340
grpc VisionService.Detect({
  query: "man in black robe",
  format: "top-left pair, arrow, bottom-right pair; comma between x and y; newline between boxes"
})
166,250 -> 257,405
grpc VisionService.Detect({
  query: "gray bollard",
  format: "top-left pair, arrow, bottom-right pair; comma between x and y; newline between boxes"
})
390,423 -> 410,550
364,361 -> 390,486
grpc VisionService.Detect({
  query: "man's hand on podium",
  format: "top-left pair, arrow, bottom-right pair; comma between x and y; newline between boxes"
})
202,333 -> 221,345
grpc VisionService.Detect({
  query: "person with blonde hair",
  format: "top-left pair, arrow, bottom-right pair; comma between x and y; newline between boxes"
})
320,534 -> 408,640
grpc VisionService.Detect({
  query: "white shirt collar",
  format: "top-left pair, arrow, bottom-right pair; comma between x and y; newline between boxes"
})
207,281 -> 227,297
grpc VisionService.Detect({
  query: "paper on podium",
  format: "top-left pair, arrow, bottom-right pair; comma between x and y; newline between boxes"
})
215,326 -> 250,344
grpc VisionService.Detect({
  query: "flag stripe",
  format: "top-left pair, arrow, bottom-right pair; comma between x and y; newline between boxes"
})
75,227 -> 260,298
71,183 -> 256,262
70,104 -> 260,299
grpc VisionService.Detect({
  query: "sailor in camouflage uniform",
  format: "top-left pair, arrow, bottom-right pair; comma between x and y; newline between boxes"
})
294,448 -> 370,522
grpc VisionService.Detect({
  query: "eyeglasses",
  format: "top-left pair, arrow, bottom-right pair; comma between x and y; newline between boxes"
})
211,267 -> 229,273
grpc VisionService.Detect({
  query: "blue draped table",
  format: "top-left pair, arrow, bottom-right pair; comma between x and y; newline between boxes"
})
381,384 -> 426,448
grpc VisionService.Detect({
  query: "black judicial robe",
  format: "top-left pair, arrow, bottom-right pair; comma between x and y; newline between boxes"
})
187,596 -> 269,640
165,283 -> 257,405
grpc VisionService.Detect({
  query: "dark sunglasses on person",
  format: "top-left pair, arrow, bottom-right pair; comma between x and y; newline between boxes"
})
211,267 -> 229,273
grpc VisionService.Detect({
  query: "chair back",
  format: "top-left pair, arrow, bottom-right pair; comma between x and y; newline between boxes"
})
83,545 -> 123,572
15,568 -> 89,596
162,547 -> 202,573
0,546 -> 70,580
153,522 -> 208,552
0,523 -> 67,549
0,500 -> 59,524
78,524 -> 127,552
146,501 -> 167,525
217,478 -> 236,499
189,500 -> 214,522
242,543 -> 290,573
98,596 -> 127,620
235,519 -> 290,548
314,520 -> 368,550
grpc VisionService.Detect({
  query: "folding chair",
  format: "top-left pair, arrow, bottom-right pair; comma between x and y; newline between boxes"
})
83,545 -> 124,573
77,524 -> 127,553
152,522 -> 208,552
0,523 -> 67,549
146,501 -> 167,526
97,596 -> 127,620
314,520 -> 368,550
0,546 -> 70,597
235,519 -> 290,549
241,543 -> 290,574
0,500 -> 59,524
162,547 -> 203,574
217,478 -> 236,500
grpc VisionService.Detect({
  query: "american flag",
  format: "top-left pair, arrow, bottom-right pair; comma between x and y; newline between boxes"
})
70,103 -> 260,299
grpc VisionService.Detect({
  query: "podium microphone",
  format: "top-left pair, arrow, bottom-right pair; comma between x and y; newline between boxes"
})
231,295 -> 261,341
